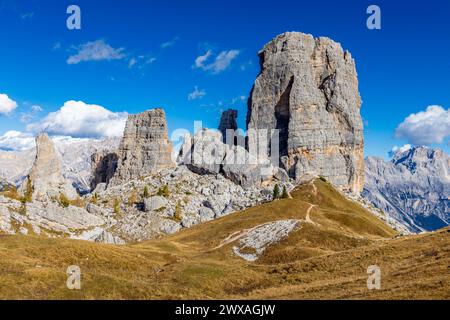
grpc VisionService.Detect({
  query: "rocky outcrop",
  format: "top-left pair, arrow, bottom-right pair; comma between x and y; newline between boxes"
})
91,165 -> 294,241
247,32 -> 364,193
178,129 -> 287,188
110,109 -> 175,186
218,109 -> 238,145
363,146 -> 450,232
20,133 -> 77,200
90,150 -> 118,191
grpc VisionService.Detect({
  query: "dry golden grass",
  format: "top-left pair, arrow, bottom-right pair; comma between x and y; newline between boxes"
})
0,179 -> 448,300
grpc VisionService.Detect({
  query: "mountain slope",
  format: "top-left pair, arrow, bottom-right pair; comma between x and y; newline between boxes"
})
364,146 -> 450,232
3,179 -> 447,300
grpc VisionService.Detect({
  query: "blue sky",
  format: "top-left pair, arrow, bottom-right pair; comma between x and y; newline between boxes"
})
0,0 -> 449,157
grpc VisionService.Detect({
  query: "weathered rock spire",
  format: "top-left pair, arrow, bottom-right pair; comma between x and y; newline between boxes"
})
110,108 -> 175,185
21,133 -> 78,200
247,32 -> 364,193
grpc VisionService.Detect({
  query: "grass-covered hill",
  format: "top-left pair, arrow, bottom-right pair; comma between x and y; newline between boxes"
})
0,179 -> 448,299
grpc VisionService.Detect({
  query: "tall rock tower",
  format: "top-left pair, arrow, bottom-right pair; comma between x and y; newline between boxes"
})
247,32 -> 364,193
218,109 -> 238,145
110,108 -> 175,185
21,133 -> 78,200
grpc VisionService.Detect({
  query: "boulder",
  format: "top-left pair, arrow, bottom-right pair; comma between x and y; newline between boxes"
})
144,196 -> 168,212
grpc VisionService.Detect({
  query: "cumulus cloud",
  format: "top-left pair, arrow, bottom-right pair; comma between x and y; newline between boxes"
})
389,144 -> 412,157
67,40 -> 126,65
188,86 -> 206,100
27,100 -> 127,138
0,131 -> 35,151
193,49 -> 240,74
0,94 -> 18,115
395,105 -> 450,145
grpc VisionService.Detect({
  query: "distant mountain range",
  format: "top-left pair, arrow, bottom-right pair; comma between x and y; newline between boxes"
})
363,146 -> 449,232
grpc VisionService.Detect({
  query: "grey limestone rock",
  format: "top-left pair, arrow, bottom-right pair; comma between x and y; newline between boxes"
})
363,146 -> 450,232
110,109 -> 175,186
247,32 -> 364,193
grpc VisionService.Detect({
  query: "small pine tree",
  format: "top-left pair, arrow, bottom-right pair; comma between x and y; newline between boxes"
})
281,186 -> 289,199
273,184 -> 280,200
113,198 -> 120,215
143,186 -> 150,198
173,201 -> 183,222
91,193 -> 99,205
21,179 -> 33,203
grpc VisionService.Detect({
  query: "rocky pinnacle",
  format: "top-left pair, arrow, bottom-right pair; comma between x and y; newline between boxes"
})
20,133 -> 78,200
218,109 -> 238,145
109,108 -> 175,185
247,32 -> 364,193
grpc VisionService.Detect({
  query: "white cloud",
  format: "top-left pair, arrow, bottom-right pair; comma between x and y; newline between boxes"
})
188,86 -> 206,101
20,105 -> 43,123
128,55 -> 156,69
31,105 -> 43,112
193,49 -> 240,74
128,57 -> 137,68
161,37 -> 179,49
231,95 -> 247,105
67,40 -> 126,65
27,100 -> 127,139
389,144 -> 412,157
52,42 -> 62,50
0,94 -> 18,115
0,131 -> 98,151
20,12 -> 34,19
0,131 -> 35,151
395,105 -> 450,145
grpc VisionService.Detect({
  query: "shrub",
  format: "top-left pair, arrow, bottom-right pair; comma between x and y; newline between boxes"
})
319,176 -> 327,183
1,185 -> 21,201
59,193 -> 70,208
91,193 -> 99,205
273,184 -> 280,200
69,197 -> 85,208
128,190 -> 138,206
157,185 -> 170,198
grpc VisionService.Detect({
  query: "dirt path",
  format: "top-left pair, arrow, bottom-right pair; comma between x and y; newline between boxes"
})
305,204 -> 318,225
309,179 -> 318,196
213,222 -> 273,250
215,204 -> 320,250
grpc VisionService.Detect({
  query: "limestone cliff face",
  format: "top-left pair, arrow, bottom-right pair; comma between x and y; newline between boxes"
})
90,150 -> 118,191
364,147 -> 450,232
110,108 -> 175,185
20,133 -> 78,200
247,32 -> 364,193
